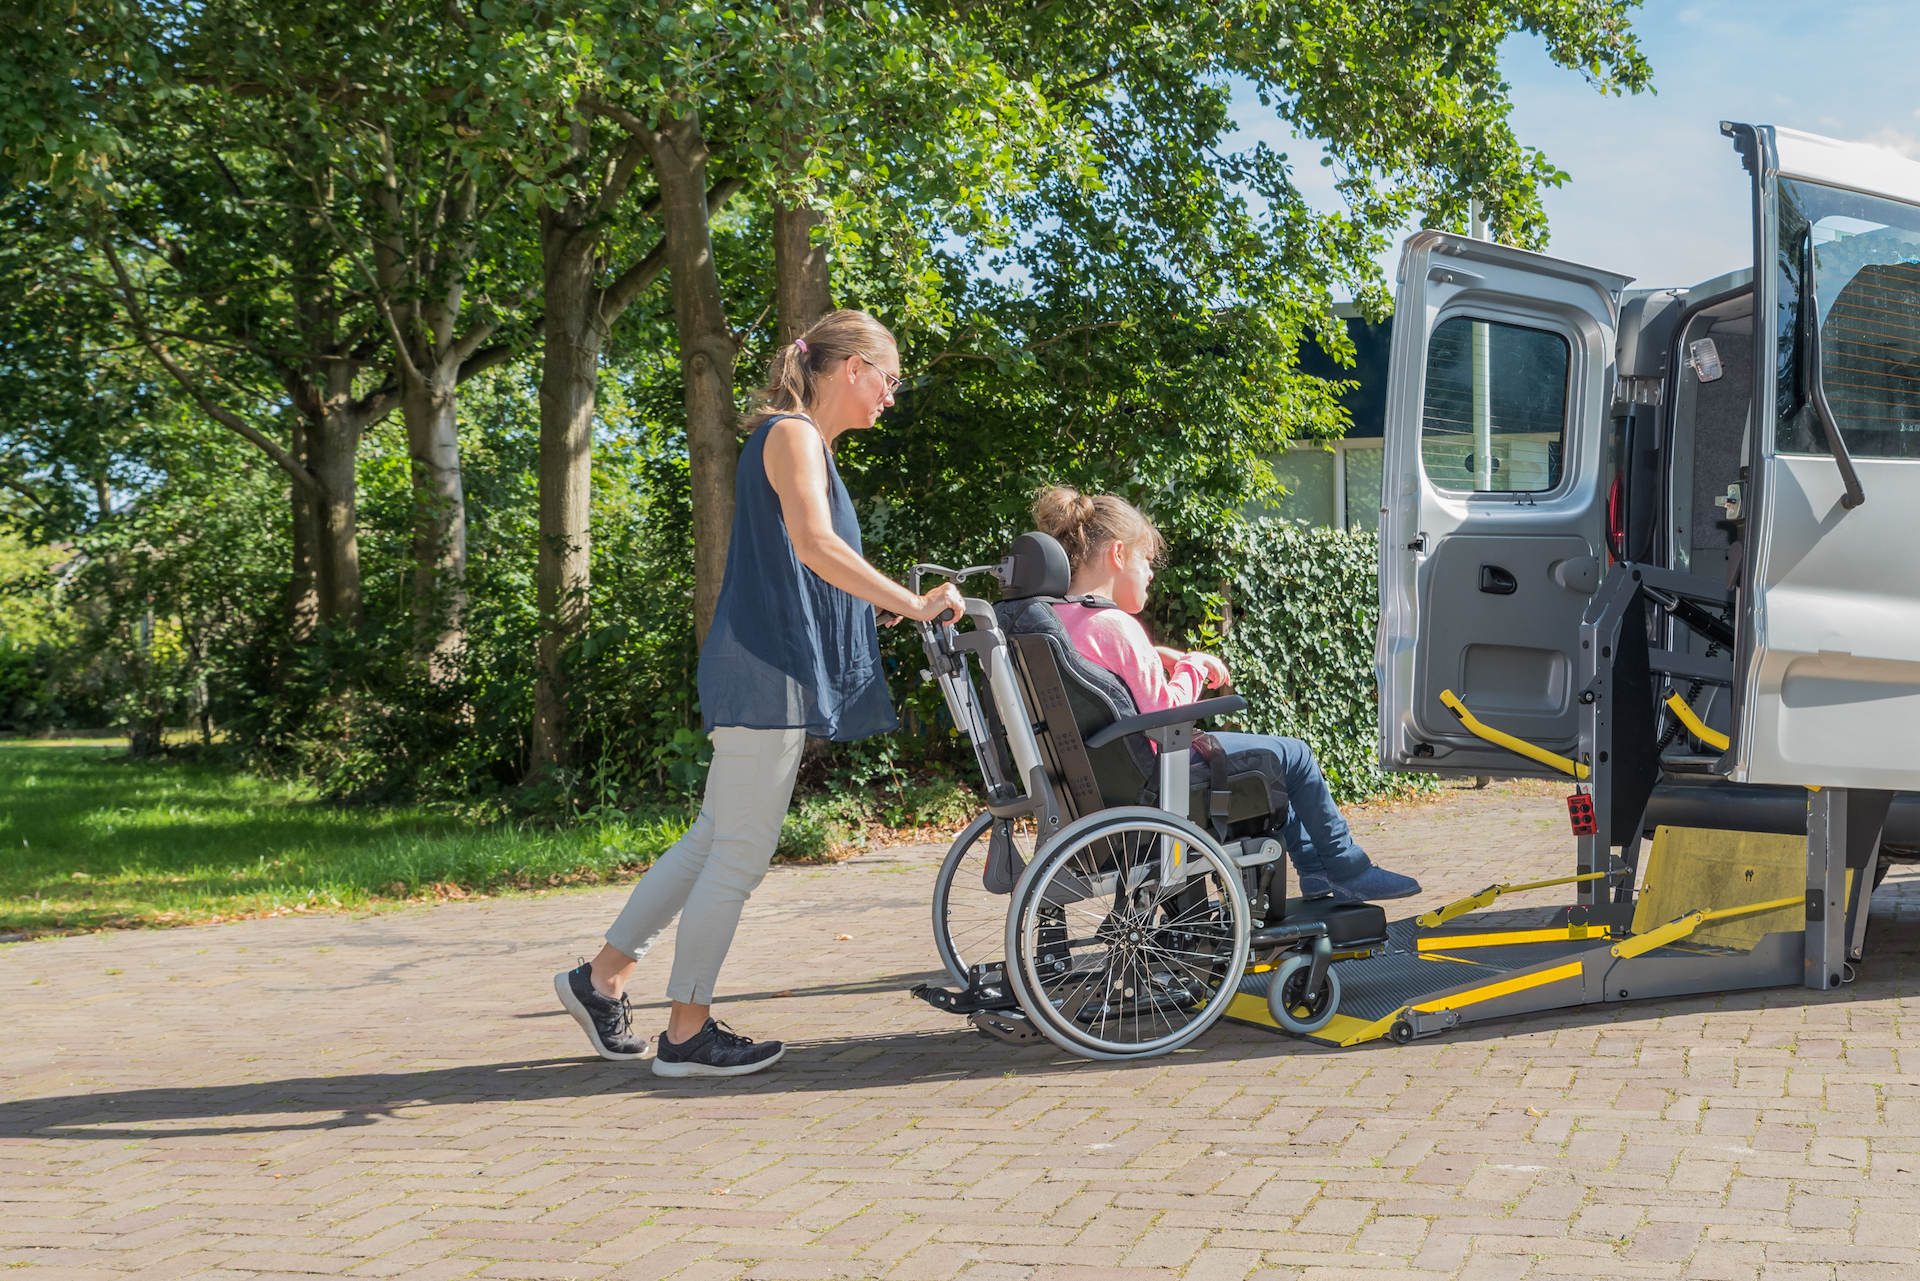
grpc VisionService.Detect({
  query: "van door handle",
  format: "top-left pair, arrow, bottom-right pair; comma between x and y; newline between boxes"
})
1479,564 -> 1517,595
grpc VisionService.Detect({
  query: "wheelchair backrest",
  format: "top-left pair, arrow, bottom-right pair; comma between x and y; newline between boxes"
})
993,533 -> 1160,821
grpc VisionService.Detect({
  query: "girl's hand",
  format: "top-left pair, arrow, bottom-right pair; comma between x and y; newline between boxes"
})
1153,645 -> 1185,672
1188,652 -> 1231,690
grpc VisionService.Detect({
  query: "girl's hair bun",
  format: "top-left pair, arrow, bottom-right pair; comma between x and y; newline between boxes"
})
1030,485 -> 1164,575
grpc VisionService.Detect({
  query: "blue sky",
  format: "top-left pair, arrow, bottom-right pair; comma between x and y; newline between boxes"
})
1229,2 -> 1920,293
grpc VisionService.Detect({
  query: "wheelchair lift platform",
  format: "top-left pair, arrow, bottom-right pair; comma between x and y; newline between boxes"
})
1225,900 -> 1808,1049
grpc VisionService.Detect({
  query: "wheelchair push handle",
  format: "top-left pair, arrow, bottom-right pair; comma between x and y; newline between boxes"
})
909,562 -> 1002,638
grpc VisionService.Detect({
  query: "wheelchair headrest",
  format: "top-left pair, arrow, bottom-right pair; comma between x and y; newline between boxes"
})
998,531 -> 1072,601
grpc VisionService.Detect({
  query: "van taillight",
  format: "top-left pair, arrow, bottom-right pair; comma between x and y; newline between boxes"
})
1606,473 -> 1626,562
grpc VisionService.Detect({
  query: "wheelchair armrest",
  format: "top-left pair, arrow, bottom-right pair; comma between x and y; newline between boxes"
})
1083,695 -> 1248,749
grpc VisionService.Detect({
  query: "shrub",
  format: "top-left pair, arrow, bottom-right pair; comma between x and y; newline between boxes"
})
1217,523 -> 1434,804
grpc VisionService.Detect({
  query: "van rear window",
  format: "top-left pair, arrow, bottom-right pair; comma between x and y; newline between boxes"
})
1420,317 -> 1570,493
1776,178 -> 1920,459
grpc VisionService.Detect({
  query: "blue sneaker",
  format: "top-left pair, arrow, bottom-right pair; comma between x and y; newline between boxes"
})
1328,865 -> 1421,903
1296,873 -> 1335,900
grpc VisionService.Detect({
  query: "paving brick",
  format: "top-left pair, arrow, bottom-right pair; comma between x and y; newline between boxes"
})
12,781 -> 1920,1281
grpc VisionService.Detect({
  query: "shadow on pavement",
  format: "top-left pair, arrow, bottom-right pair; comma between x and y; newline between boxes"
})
20,957 -> 1892,1143
0,1027 -> 1117,1140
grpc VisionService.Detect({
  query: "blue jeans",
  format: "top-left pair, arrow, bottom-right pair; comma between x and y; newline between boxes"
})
1195,732 -> 1369,884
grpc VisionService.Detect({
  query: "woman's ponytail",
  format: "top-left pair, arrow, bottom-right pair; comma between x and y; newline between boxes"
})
747,309 -> 898,424
761,341 -> 809,415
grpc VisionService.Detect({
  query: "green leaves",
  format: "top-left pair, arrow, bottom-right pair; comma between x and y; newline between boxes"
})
1215,523 -> 1432,804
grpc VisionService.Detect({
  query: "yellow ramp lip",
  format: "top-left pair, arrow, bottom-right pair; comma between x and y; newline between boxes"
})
1225,947 -> 1598,1049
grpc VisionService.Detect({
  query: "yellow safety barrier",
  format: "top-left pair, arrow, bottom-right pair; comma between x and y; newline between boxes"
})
1663,693 -> 1730,751
1439,689 -> 1590,779
1416,871 -> 1617,929
1609,894 -> 1804,960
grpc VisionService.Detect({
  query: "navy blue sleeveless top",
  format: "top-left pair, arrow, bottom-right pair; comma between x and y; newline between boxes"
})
697,415 -> 898,741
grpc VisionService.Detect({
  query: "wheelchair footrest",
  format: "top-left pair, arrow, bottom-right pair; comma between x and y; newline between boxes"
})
910,973 -> 1020,1016
1272,899 -> 1388,950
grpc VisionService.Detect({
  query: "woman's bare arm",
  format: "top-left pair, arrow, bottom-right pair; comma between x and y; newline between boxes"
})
763,418 -> 961,621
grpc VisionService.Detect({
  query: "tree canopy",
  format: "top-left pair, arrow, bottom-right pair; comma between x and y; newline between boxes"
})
0,0 -> 1650,804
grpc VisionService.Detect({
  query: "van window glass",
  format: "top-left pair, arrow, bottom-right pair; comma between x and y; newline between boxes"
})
1420,317 -> 1570,492
1776,178 -> 1920,458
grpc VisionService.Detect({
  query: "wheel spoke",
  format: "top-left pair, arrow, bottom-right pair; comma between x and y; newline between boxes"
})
1009,815 -> 1249,1057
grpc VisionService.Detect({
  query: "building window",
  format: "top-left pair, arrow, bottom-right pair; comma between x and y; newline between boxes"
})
1261,440 -> 1384,533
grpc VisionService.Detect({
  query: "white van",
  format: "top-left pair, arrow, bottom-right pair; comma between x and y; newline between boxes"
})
1377,123 -> 1920,806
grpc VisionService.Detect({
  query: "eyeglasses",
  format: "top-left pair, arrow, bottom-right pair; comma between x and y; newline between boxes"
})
858,353 -> 904,396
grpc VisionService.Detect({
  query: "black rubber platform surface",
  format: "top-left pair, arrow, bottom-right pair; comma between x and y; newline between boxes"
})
1328,917 -> 1600,1025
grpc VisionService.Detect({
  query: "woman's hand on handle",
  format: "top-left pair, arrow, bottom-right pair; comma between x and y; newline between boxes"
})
904,582 -> 966,624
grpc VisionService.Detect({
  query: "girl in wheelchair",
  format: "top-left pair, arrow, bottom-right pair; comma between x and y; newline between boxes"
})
1032,485 -> 1420,905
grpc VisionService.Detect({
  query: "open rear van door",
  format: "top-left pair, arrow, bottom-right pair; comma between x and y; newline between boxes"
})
1377,233 -> 1632,775
1729,125 -> 1920,789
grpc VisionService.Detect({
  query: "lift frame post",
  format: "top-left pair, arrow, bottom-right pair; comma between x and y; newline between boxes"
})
1575,564 -> 1734,922
1807,789 -> 1847,991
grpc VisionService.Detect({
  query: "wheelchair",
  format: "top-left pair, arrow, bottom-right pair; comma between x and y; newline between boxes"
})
908,531 -> 1389,1060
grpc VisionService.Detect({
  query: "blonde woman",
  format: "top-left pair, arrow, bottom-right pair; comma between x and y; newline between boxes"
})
556,311 -> 964,1076
1033,485 -> 1419,904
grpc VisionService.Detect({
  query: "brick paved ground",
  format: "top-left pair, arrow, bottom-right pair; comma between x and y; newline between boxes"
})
6,778 -> 1920,1280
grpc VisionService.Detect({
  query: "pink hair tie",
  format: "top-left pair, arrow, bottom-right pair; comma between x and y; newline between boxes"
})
793,338 -> 808,353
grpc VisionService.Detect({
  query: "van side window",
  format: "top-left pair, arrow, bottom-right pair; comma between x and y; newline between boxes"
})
1420,317 -> 1571,493
1776,177 -> 1920,459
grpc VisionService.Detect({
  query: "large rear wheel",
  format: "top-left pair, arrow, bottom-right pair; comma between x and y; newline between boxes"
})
931,812 -> 1037,986
1004,808 -> 1249,1060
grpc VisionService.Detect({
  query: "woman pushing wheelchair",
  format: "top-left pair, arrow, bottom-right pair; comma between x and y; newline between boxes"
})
1031,485 -> 1421,905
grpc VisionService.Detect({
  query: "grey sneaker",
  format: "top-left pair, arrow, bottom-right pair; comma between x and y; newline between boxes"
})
652,1019 -> 784,1079
555,961 -> 648,1061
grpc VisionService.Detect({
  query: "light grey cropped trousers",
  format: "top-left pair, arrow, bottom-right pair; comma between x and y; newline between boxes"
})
604,725 -> 806,1004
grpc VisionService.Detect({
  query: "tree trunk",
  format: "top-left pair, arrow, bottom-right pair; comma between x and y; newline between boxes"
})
774,202 -> 833,344
523,110 -> 745,773
306,406 -> 363,628
646,112 -> 739,649
401,366 -> 467,678
285,418 -> 320,642
530,197 -> 602,771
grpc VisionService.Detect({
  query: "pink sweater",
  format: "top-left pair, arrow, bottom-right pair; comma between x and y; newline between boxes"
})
1054,602 -> 1209,713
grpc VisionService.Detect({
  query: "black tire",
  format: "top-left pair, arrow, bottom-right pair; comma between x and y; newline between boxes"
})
931,812 -> 1037,986
1003,807 -> 1250,1060
1265,954 -> 1342,1035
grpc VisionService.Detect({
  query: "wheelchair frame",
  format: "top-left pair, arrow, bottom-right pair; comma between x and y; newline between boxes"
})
907,557 -> 1365,1057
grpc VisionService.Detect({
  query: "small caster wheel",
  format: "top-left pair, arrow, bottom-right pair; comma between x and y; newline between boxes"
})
1266,954 -> 1341,1034
1388,1019 -> 1415,1045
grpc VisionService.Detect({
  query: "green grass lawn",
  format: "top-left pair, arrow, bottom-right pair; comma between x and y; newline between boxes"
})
0,746 -> 692,935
